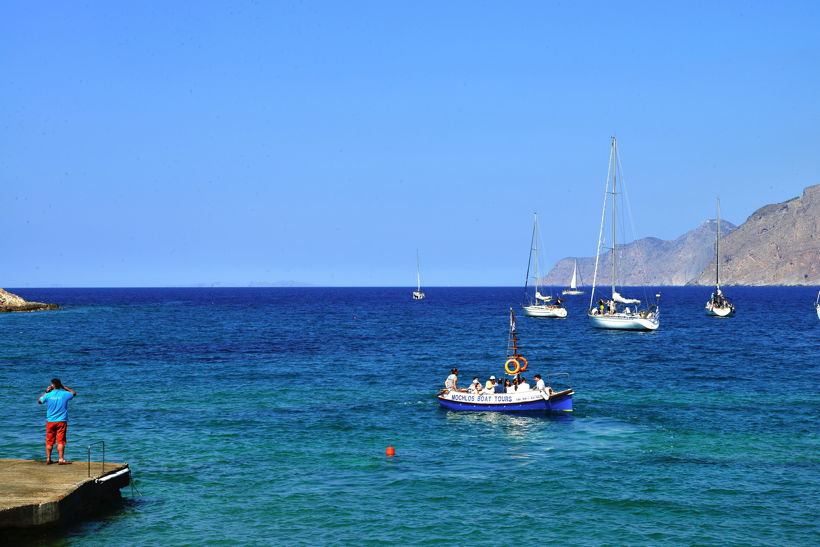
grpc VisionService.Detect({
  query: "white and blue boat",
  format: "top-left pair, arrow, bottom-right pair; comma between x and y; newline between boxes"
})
436,309 -> 574,413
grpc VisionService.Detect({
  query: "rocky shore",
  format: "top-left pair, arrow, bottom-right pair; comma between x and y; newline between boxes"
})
0,288 -> 59,313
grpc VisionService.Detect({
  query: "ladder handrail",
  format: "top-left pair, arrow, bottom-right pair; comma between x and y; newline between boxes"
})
87,440 -> 106,477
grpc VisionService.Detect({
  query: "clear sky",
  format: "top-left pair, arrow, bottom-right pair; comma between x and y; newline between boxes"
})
2,1 -> 818,287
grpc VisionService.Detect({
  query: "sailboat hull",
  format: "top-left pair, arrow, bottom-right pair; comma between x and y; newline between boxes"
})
705,303 -> 734,317
815,305 -> 819,320
588,313 -> 659,331
561,290 -> 584,295
412,291 -> 425,300
523,305 -> 567,318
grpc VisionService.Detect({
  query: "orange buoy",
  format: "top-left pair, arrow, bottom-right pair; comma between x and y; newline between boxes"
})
385,445 -> 395,456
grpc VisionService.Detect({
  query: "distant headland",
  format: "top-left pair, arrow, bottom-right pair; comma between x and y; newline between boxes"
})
0,288 -> 59,313
543,184 -> 819,286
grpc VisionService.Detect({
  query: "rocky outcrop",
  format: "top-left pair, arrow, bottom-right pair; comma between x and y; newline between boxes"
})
688,184 -> 820,286
0,289 -> 59,313
542,220 -> 737,287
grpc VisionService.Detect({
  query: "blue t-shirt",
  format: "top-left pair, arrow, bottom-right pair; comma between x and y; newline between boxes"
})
39,389 -> 75,422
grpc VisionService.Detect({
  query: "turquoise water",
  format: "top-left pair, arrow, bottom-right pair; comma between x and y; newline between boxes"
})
2,287 -> 818,545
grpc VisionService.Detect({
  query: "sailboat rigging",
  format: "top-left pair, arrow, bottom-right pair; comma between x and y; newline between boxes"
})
705,198 -> 735,317
588,137 -> 660,331
522,213 -> 567,318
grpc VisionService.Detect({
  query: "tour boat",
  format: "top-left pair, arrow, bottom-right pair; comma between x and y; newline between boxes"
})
705,198 -> 735,317
436,309 -> 574,413
562,260 -> 585,295
522,213 -> 567,318
412,249 -> 425,300
587,137 -> 660,331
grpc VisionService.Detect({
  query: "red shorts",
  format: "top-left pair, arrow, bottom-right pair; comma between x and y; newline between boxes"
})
45,421 -> 67,445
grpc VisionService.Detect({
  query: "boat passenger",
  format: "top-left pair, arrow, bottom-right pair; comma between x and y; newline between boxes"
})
510,377 -> 519,392
503,379 -> 512,392
445,368 -> 460,392
467,378 -> 483,394
534,374 -> 553,397
484,375 -> 496,391
495,379 -> 506,394
518,376 -> 531,391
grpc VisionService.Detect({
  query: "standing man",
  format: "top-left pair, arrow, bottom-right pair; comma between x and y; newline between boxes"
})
37,378 -> 77,465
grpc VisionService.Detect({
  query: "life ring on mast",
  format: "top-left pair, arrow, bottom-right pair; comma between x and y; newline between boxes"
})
504,358 -> 521,375
516,356 -> 529,372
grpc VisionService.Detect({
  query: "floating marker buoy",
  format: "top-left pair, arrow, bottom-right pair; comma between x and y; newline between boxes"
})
385,445 -> 395,456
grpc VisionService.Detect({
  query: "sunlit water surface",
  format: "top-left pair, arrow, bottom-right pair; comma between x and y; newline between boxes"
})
2,287 -> 818,545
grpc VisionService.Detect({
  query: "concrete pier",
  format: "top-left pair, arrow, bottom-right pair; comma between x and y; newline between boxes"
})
0,459 -> 131,529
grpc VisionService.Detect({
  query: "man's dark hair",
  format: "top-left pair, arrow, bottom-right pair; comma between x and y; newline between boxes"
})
51,378 -> 64,390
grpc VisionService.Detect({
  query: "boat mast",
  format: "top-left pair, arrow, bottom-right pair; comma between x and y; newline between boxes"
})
715,198 -> 721,291
589,141 -> 615,312
610,137 -> 618,300
416,249 -> 421,292
523,213 -> 538,304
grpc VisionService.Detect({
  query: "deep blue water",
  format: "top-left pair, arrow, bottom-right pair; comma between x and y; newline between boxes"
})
2,287 -> 818,545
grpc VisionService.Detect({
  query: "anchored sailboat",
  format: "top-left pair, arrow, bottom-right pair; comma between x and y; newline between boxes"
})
412,249 -> 425,300
522,213 -> 567,318
815,290 -> 819,320
705,198 -> 735,317
588,138 -> 660,331
562,260 -> 585,295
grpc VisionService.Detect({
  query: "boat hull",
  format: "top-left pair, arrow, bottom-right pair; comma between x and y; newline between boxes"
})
816,305 -> 820,320
561,290 -> 584,295
523,305 -> 567,318
588,313 -> 659,331
412,291 -> 425,300
437,389 -> 573,413
705,303 -> 734,317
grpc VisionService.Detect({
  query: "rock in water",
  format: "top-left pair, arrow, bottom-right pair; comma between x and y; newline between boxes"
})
0,288 -> 59,313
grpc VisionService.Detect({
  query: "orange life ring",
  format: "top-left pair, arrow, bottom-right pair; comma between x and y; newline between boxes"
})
504,358 -> 520,375
516,356 -> 529,372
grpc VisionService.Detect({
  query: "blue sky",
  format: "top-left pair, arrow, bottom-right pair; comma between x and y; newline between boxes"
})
2,1 -> 818,286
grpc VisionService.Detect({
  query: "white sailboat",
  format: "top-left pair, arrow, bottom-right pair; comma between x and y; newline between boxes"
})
815,290 -> 819,320
705,198 -> 735,317
523,213 -> 567,318
412,249 -> 425,300
588,137 -> 660,331
562,260 -> 585,295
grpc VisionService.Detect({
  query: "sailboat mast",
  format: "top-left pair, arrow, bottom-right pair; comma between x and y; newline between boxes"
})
533,213 -> 540,293
715,198 -> 721,290
523,213 -> 537,303
610,137 -> 617,298
416,249 -> 421,292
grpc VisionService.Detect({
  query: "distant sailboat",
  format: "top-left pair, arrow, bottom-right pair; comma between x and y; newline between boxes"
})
588,137 -> 660,331
705,197 -> 735,317
412,249 -> 425,300
522,213 -> 567,318
562,260 -> 585,295
815,290 -> 819,320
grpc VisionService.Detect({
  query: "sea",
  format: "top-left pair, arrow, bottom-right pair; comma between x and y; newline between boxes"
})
2,286 -> 818,546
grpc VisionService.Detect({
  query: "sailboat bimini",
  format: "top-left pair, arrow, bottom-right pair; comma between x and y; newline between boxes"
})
412,249 -> 425,300
705,198 -> 735,317
522,213 -> 567,318
588,138 -> 660,331
562,260 -> 584,295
